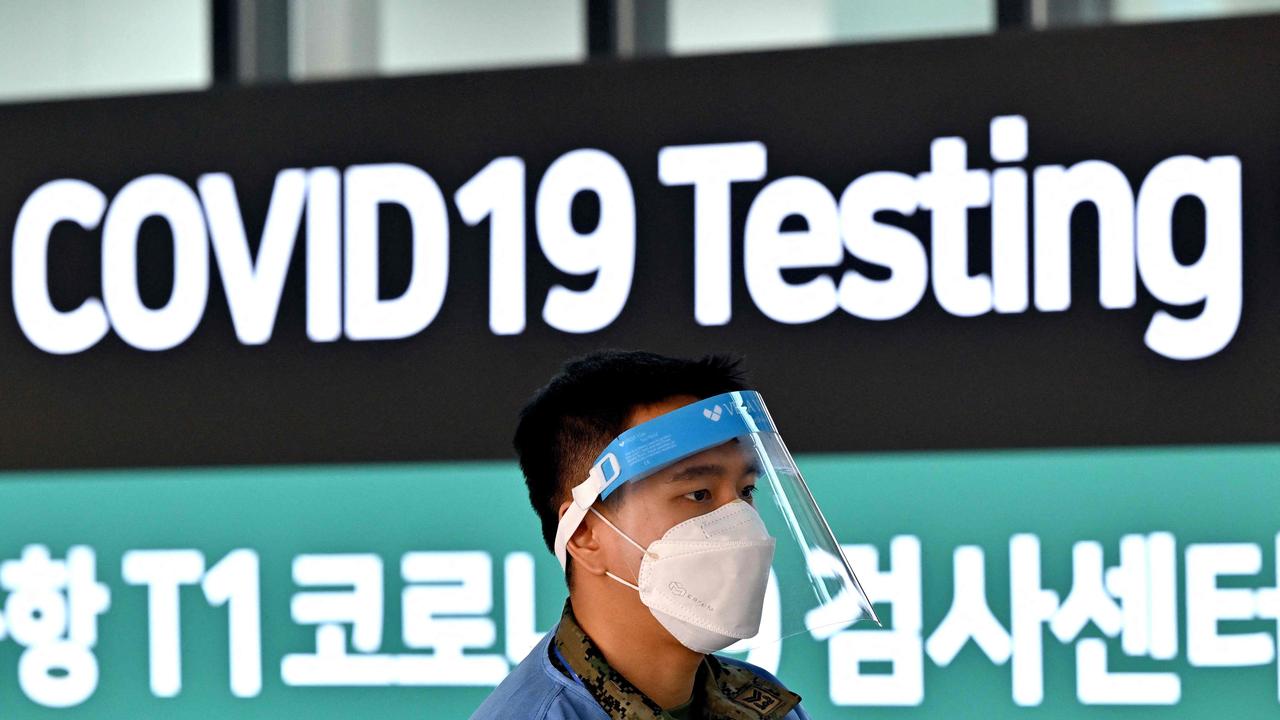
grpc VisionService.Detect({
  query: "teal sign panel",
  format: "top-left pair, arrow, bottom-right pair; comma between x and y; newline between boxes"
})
0,445 -> 1276,717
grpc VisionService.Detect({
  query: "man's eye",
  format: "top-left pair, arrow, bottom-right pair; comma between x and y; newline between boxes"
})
685,489 -> 711,502
741,484 -> 758,499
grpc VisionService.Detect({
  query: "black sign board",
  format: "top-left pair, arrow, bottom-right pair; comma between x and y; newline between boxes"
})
0,16 -> 1277,469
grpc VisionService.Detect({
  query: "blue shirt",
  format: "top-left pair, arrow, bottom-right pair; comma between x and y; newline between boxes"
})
472,607 -> 811,720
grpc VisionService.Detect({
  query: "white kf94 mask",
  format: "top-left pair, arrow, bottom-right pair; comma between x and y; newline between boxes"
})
590,499 -> 777,654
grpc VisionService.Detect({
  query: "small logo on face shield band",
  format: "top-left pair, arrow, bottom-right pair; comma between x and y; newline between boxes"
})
703,405 -> 723,421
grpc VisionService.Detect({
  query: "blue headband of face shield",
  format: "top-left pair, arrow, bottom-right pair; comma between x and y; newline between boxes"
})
553,390 -> 777,569
598,391 -> 776,499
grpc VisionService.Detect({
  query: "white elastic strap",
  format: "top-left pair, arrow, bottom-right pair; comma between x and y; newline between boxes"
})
553,465 -> 608,570
557,506 -> 645,590
589,508 -> 649,591
589,507 -> 650,556
605,571 -> 641,592
554,503 -> 589,570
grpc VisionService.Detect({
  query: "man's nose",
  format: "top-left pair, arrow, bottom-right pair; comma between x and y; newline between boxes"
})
712,483 -> 747,508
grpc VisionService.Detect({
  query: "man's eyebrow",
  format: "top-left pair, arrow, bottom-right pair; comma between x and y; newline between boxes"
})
668,463 -> 723,482
667,461 -> 762,482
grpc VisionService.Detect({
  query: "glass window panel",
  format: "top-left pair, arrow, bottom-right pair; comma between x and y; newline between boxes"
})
670,0 -> 994,56
0,0 -> 210,104
1113,0 -> 1280,21
379,0 -> 584,75
291,0 -> 584,81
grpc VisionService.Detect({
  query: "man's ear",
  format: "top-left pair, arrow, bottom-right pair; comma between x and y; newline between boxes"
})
558,499 -> 608,576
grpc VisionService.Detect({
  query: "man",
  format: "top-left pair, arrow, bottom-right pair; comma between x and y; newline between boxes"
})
473,350 -> 870,719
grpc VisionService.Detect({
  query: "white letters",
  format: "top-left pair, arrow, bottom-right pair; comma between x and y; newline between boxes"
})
399,551 -> 508,685
658,142 -> 767,325
199,170 -> 307,345
838,172 -> 927,320
456,157 -> 527,335
344,163 -> 450,341
502,552 -> 545,664
12,179 -> 110,354
102,175 -> 210,351
744,176 -> 841,323
1186,543 -> 1275,667
121,549 -> 205,697
305,167 -> 342,342
990,116 -> 1030,313
1033,161 -> 1136,312
536,149 -> 635,333
201,549 -> 263,698
829,536 -> 924,706
4,132 -> 1251,359
1137,155 -> 1243,360
918,138 -> 993,317
1010,534 -> 1058,706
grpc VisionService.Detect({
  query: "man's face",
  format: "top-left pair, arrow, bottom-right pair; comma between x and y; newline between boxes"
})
600,395 -> 763,554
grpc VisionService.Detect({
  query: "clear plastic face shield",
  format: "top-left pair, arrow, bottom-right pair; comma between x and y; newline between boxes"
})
554,391 -> 878,655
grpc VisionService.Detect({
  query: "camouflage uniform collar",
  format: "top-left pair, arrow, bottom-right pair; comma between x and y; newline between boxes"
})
551,599 -> 801,720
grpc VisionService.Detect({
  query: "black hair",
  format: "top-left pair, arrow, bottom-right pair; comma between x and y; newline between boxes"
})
513,349 -> 749,557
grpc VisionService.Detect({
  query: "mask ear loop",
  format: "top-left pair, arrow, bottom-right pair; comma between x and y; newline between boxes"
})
589,507 -> 657,592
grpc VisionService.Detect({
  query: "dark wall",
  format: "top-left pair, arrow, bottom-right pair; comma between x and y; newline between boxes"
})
0,16 -> 1277,469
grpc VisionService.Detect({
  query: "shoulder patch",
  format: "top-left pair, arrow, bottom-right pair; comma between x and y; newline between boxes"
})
731,682 -> 783,714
